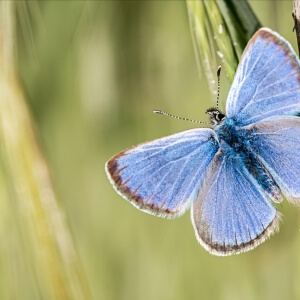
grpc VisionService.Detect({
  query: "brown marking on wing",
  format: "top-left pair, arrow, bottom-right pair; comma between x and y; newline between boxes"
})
245,28 -> 300,84
198,213 -> 281,255
106,154 -> 178,216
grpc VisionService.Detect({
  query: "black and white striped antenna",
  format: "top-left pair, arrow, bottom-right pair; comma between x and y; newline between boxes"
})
153,65 -> 222,125
216,65 -> 221,110
153,110 -> 209,125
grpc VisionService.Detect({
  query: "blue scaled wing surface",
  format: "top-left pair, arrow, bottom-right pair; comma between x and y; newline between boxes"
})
247,116 -> 300,204
106,128 -> 218,218
192,151 -> 281,256
226,28 -> 300,125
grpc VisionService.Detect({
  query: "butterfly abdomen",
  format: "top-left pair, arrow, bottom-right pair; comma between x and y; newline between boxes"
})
215,117 -> 281,202
243,153 -> 282,202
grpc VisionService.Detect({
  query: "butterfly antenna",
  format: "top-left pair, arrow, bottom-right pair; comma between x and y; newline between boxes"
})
216,65 -> 221,110
153,110 -> 209,125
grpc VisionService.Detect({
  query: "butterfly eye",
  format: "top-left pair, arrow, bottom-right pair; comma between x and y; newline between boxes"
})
216,112 -> 226,122
205,108 -> 226,125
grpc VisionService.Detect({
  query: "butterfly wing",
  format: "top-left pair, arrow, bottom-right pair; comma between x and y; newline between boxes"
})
226,28 -> 300,125
192,150 -> 281,256
246,116 -> 300,204
106,128 -> 219,218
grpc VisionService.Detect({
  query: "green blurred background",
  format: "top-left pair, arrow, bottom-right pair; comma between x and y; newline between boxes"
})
13,1 -> 300,299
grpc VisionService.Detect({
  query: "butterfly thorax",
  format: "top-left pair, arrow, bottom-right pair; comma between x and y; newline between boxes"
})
214,117 -> 250,154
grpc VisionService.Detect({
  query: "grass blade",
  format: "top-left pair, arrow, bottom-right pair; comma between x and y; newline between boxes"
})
187,0 -> 261,91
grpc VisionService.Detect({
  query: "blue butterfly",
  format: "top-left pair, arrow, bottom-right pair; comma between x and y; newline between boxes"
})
105,28 -> 300,256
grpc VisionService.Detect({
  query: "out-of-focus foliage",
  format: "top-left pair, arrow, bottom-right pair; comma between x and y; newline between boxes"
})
1,1 -> 299,300
0,2 -> 91,299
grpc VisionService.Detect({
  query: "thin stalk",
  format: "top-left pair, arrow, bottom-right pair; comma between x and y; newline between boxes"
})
293,0 -> 300,56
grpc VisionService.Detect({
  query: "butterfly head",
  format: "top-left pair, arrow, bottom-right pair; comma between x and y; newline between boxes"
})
206,108 -> 226,126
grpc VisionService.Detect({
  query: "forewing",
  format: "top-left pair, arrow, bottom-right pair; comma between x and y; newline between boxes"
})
247,116 -> 300,204
106,128 -> 219,218
192,151 -> 281,256
226,28 -> 300,125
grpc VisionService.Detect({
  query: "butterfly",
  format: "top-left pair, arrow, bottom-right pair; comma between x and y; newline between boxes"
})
105,28 -> 300,256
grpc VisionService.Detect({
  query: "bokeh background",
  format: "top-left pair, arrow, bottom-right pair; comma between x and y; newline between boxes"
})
10,1 -> 300,299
